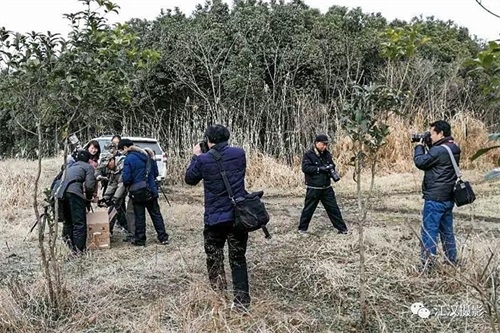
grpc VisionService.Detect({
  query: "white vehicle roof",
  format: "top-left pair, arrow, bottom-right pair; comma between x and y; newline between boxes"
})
94,135 -> 159,142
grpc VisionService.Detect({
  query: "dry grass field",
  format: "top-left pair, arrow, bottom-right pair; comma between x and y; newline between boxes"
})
0,147 -> 499,333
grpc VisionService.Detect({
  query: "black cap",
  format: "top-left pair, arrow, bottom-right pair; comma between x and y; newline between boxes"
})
315,134 -> 329,143
117,139 -> 133,150
76,150 -> 91,163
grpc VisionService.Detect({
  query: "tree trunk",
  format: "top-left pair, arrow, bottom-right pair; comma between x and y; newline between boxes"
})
35,120 -> 57,307
356,143 -> 367,330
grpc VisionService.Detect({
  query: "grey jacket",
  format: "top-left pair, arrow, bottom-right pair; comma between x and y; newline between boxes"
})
103,156 -> 127,201
65,161 -> 96,200
414,136 -> 460,202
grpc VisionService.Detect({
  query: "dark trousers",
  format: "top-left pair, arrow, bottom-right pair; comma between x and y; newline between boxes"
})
109,199 -> 128,234
132,197 -> 168,244
299,187 -> 347,232
203,221 -> 250,306
62,193 -> 87,253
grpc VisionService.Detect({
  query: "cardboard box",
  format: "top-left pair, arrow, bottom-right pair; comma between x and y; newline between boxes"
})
86,210 -> 110,250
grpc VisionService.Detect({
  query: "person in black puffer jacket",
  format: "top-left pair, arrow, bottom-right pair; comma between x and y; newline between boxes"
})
414,120 -> 461,269
298,134 -> 348,235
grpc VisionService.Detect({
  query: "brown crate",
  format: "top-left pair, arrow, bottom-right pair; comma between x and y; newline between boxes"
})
86,210 -> 110,250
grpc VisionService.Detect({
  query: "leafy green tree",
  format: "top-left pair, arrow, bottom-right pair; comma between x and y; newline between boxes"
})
342,83 -> 401,329
0,0 -> 159,309
469,41 -> 500,180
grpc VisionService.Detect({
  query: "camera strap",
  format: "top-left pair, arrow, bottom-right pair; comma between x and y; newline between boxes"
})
442,144 -> 462,179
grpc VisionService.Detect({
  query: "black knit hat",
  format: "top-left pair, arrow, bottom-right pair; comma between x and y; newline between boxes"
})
117,139 -> 134,150
76,150 -> 91,163
314,134 -> 329,143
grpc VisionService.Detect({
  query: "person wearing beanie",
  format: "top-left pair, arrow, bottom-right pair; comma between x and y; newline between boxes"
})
61,149 -> 96,253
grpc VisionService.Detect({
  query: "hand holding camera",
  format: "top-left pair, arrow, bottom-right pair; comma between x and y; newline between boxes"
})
318,164 -> 341,182
411,131 -> 431,147
318,164 -> 334,173
193,143 -> 203,156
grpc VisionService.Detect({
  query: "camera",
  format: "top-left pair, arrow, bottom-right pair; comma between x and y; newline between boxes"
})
69,134 -> 83,160
199,139 -> 209,153
411,131 -> 431,146
329,168 -> 341,182
69,134 -> 82,150
323,164 -> 341,182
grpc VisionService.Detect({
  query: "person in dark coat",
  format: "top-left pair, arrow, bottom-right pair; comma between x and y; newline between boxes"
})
414,120 -> 460,268
298,134 -> 348,234
60,150 -> 96,253
185,124 -> 251,310
120,139 -> 169,246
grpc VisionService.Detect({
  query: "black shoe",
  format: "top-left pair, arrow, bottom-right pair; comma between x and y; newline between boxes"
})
159,239 -> 169,245
231,301 -> 250,314
338,229 -> 349,234
131,241 -> 146,247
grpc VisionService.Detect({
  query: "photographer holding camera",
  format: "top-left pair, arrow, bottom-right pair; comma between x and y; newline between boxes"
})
413,120 -> 460,270
298,134 -> 348,235
185,125 -> 251,311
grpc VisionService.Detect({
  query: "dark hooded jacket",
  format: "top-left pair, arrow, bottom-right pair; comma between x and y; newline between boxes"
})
414,136 -> 461,202
185,142 -> 246,226
122,146 -> 159,199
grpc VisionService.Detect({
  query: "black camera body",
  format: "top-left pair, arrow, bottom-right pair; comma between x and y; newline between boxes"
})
324,164 -> 340,182
199,139 -> 209,153
411,131 -> 431,146
69,134 -> 83,160
329,168 -> 341,182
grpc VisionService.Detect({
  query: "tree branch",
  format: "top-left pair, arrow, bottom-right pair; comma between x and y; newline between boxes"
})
475,0 -> 500,19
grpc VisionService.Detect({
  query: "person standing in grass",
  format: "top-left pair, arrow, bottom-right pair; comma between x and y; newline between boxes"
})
184,125 -> 251,311
298,134 -> 348,235
60,150 -> 96,253
120,139 -> 169,247
414,120 -> 460,270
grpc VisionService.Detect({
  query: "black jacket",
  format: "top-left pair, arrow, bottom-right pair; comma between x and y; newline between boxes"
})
302,147 -> 336,188
414,136 -> 461,202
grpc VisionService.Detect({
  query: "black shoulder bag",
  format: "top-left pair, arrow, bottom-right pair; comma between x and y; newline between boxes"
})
128,156 -> 153,203
209,149 -> 271,239
442,144 -> 476,207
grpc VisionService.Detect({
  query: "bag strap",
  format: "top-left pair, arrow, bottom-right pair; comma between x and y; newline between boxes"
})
442,144 -> 462,179
209,149 -> 234,201
209,149 -> 271,239
144,155 -> 152,181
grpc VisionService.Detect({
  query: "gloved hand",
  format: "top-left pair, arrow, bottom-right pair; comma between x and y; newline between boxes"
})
318,165 -> 334,173
96,175 -> 109,182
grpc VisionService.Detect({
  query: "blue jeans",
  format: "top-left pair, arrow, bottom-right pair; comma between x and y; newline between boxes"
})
421,200 -> 457,264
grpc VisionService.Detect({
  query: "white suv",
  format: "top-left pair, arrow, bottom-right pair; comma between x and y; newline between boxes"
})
86,135 -> 167,181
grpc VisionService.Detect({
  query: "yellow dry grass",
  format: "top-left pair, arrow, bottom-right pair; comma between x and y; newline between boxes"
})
0,115 -> 499,332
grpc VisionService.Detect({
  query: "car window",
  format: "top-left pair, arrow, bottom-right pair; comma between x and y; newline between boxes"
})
133,141 -> 162,155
